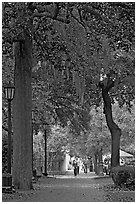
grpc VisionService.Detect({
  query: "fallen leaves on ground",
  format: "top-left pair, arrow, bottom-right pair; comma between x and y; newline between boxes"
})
102,184 -> 135,202
2,190 -> 35,202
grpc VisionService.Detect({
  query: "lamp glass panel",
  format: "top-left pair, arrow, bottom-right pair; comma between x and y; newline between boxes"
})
8,88 -> 11,99
4,87 -> 15,100
11,87 -> 15,99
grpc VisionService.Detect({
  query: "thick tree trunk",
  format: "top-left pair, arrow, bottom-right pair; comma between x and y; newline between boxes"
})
13,32 -> 33,189
99,79 -> 121,167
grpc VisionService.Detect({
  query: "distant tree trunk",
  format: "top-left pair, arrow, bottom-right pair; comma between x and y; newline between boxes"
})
98,148 -> 103,163
99,78 -> 121,167
13,31 -> 33,189
94,152 -> 98,174
98,147 -> 103,175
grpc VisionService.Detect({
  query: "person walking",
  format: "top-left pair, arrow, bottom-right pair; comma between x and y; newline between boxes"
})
76,158 -> 80,174
84,163 -> 88,173
73,160 -> 78,176
83,158 -> 88,173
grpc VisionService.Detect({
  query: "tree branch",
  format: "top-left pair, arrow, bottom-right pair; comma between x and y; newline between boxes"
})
32,11 -> 53,18
53,3 -> 60,19
2,125 -> 8,132
70,8 -> 92,39
70,9 -> 85,28
2,125 -> 13,134
81,4 -> 112,24
78,8 -> 83,23
32,11 -> 70,24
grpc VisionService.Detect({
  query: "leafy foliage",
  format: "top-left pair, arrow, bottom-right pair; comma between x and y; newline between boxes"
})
86,105 -> 111,156
48,126 -> 70,153
112,102 -> 135,153
32,59 -> 91,134
33,132 -> 45,169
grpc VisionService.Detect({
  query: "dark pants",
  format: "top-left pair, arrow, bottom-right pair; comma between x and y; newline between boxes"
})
84,165 -> 87,173
77,166 -> 79,174
74,167 -> 77,176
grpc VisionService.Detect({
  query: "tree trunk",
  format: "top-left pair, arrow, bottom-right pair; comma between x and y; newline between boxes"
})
94,153 -> 98,174
13,32 -> 33,189
98,148 -> 104,175
99,79 -> 121,167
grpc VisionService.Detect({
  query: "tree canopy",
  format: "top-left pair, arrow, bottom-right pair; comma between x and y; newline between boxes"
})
2,2 -> 135,188
3,2 -> 135,105
2,1 -> 135,145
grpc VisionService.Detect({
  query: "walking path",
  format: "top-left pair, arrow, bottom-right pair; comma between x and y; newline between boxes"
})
3,170 -> 113,202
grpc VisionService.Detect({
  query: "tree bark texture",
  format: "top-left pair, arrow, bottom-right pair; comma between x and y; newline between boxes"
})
97,148 -> 103,175
99,79 -> 121,167
98,148 -> 103,163
13,32 -> 33,189
94,153 -> 98,174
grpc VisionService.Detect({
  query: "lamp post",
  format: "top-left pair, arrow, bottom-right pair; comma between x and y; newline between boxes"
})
43,122 -> 48,176
4,81 -> 15,174
32,112 -> 34,174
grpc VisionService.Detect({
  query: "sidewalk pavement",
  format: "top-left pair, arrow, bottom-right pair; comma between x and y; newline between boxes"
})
50,169 -> 110,179
3,170 -> 112,202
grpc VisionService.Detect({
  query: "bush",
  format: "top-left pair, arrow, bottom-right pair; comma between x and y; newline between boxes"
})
111,165 -> 135,189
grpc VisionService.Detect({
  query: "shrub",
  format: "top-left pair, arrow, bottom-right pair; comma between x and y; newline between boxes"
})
111,165 -> 135,189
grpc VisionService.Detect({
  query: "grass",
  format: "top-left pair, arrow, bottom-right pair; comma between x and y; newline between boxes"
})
103,184 -> 135,202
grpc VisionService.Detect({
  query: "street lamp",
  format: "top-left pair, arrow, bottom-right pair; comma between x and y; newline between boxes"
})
4,81 -> 15,174
32,112 -> 34,173
43,122 -> 48,176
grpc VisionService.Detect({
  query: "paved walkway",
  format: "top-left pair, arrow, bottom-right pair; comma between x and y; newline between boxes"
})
3,170 -> 113,202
